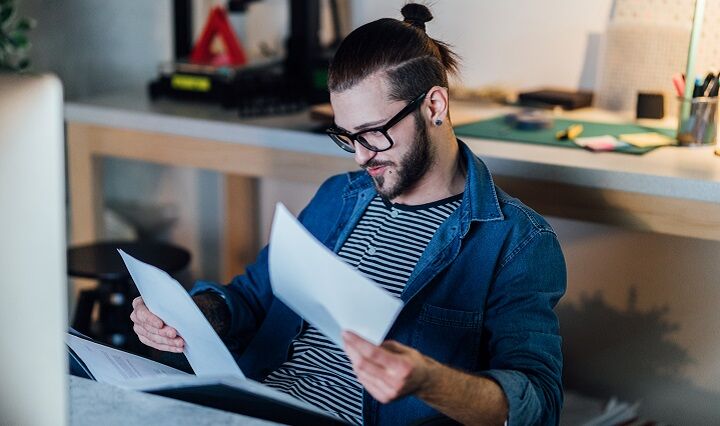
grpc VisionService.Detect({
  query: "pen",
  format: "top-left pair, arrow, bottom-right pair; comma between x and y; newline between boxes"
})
701,72 -> 715,96
672,73 -> 685,97
689,77 -> 703,122
710,74 -> 719,97
673,74 -> 685,98
692,76 -> 703,98
555,124 -> 584,140
692,73 -> 718,143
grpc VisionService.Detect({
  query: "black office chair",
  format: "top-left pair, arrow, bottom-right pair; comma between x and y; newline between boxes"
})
69,241 -> 191,354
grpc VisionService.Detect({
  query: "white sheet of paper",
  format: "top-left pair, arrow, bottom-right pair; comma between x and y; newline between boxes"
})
66,334 -> 188,386
118,250 -> 245,379
268,203 -> 403,346
116,374 -> 339,420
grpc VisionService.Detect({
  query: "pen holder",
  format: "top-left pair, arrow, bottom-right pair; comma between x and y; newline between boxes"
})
677,96 -> 718,147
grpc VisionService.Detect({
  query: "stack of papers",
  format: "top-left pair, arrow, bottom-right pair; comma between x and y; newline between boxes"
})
618,132 -> 676,148
561,392 -> 640,426
573,135 -> 628,152
582,397 -> 640,426
67,333 -> 188,385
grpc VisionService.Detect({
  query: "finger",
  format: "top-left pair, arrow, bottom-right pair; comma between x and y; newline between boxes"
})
344,338 -> 386,372
344,332 -> 402,369
132,296 -> 143,309
132,311 -> 176,339
343,337 -> 361,362
139,321 -> 163,337
381,340 -> 411,354
160,325 -> 178,338
353,353 -> 391,381
345,345 -> 403,394
138,334 -> 184,353
138,319 -> 176,339
344,339 -> 386,375
133,323 -> 150,339
137,306 -> 164,329
135,324 -> 184,348
343,331 -> 378,359
131,310 -> 162,335
356,370 -> 397,403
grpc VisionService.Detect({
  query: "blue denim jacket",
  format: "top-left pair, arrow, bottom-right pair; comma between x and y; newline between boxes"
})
191,140 -> 566,425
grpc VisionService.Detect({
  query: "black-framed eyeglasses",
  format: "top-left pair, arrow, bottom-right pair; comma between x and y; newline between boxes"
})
326,91 -> 428,153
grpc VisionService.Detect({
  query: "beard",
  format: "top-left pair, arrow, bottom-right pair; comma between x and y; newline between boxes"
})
365,115 -> 435,200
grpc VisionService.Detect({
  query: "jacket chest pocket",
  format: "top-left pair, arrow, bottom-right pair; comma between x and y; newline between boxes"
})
411,304 -> 483,369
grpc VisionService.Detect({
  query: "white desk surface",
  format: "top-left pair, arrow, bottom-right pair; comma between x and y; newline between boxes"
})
68,375 -> 611,425
70,376 -> 280,426
65,91 -> 720,203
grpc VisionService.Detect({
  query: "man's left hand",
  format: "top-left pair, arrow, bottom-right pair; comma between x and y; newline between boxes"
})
342,331 -> 434,404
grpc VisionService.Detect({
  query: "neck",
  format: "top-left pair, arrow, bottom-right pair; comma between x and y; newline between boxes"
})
390,130 -> 466,205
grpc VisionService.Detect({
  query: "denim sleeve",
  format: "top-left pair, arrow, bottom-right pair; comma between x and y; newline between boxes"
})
480,229 -> 566,426
190,244 -> 273,353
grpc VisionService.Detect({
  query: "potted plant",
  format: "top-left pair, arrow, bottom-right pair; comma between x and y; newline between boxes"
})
0,0 -> 35,71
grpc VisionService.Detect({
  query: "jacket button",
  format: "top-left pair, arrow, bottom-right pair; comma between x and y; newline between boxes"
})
367,246 -> 377,255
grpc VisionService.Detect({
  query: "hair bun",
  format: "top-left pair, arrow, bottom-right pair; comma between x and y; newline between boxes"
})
401,3 -> 433,31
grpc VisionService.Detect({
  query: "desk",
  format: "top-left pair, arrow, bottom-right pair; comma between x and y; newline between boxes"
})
65,92 -> 720,280
70,375 -> 617,425
69,376 -> 279,425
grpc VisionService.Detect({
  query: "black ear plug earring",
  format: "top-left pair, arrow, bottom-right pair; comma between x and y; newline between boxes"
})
434,119 -> 443,126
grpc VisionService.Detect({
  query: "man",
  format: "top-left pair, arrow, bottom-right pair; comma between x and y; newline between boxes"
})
131,4 -> 566,425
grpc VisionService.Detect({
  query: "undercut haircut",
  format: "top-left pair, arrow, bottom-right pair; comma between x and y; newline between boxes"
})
327,3 -> 460,106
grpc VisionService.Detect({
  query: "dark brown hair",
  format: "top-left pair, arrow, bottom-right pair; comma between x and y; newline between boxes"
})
327,3 -> 459,103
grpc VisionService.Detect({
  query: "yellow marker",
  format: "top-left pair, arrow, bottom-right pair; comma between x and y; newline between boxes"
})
171,74 -> 212,92
556,124 -> 584,140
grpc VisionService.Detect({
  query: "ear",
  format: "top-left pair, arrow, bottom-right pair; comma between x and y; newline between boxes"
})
422,86 -> 449,126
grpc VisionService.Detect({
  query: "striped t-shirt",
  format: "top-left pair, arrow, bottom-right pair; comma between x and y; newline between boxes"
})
263,193 -> 463,424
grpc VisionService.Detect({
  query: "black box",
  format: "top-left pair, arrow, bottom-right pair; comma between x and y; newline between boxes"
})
518,89 -> 594,110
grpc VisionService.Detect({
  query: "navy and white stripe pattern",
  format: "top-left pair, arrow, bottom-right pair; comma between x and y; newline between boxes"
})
263,193 -> 462,424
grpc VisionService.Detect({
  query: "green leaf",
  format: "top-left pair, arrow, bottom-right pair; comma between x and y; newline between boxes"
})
0,5 -> 13,25
16,17 -> 35,31
9,31 -> 27,48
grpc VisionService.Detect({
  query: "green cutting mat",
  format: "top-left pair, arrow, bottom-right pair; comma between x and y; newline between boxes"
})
454,116 -> 677,155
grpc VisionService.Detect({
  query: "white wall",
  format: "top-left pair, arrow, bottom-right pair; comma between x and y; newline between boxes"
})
351,0 -> 613,90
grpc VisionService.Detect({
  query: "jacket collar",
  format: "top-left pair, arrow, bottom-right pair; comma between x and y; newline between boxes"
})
456,139 -> 504,231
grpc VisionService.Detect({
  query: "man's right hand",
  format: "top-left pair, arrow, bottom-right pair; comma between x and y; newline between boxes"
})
130,296 -> 185,352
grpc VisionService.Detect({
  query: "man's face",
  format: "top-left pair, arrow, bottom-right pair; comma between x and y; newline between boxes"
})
330,75 -> 435,200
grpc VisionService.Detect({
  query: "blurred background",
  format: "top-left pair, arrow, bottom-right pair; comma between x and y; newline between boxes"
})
14,0 -> 720,423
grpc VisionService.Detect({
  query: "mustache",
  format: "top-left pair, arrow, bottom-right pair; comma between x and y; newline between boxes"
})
362,159 -> 395,169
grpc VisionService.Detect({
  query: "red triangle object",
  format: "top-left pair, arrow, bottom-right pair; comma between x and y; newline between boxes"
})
190,6 -> 247,67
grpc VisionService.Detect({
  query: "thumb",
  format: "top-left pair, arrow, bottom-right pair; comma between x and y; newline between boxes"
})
381,340 -> 411,354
